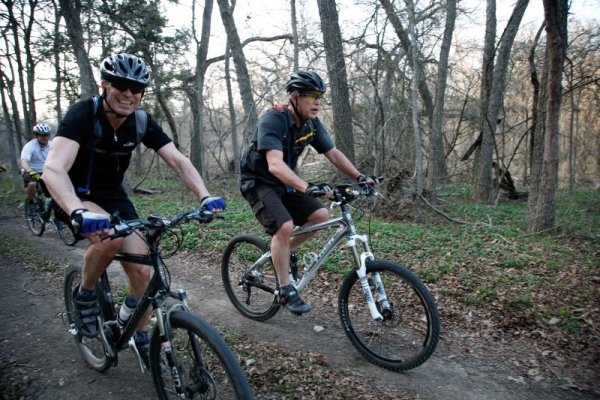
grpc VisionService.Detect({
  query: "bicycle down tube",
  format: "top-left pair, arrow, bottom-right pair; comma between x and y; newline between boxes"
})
286,202 -> 384,321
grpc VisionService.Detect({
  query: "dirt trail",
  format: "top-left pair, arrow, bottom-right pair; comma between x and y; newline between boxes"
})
0,204 -> 592,399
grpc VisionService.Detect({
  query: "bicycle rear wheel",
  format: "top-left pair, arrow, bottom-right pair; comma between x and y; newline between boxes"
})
24,197 -> 45,236
63,264 -> 113,371
338,260 -> 440,371
150,311 -> 252,399
54,217 -> 77,246
221,235 -> 280,321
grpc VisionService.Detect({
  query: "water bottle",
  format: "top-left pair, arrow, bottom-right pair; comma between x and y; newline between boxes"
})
118,295 -> 138,327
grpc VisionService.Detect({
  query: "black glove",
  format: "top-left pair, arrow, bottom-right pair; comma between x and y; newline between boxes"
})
357,175 -> 380,186
306,182 -> 332,198
70,208 -> 110,235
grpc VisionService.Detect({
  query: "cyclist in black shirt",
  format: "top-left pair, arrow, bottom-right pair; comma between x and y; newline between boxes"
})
43,53 -> 225,366
240,70 -> 374,314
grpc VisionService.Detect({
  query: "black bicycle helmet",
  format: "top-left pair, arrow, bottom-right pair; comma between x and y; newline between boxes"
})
33,123 -> 52,135
100,53 -> 151,86
285,70 -> 326,94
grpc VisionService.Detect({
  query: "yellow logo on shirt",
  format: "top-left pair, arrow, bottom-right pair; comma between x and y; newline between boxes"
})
294,131 -> 315,144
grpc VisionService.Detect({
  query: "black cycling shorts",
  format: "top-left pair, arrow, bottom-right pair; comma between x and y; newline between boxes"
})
248,184 -> 324,236
53,186 -> 138,230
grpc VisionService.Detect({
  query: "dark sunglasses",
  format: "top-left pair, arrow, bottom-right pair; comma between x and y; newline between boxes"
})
109,80 -> 145,95
300,91 -> 325,101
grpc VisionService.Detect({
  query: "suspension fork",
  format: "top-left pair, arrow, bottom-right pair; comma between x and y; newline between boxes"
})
153,296 -> 186,395
349,234 -> 384,322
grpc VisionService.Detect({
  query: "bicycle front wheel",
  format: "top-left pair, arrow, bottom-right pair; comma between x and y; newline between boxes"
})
24,198 -> 45,236
221,235 -> 280,321
339,260 -> 440,371
54,217 -> 77,246
150,311 -> 252,400
63,265 -> 113,371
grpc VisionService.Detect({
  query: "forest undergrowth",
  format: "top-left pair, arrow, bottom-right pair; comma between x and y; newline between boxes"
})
0,174 -> 598,398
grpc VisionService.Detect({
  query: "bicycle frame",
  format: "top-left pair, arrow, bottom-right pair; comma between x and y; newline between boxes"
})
255,194 -> 387,321
95,228 -> 193,369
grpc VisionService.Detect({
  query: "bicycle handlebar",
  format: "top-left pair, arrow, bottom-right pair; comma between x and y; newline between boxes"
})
329,177 -> 384,204
107,208 -> 221,241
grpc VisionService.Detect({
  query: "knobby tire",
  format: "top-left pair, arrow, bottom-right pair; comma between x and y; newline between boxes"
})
24,198 -> 45,236
221,235 -> 280,321
149,310 -> 252,399
339,260 -> 440,371
63,264 -> 113,372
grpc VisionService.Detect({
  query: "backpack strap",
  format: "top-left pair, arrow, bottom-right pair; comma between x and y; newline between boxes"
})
76,95 -> 102,195
134,108 -> 148,144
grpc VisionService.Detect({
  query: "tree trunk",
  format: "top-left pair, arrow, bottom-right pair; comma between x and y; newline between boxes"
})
474,0 -> 496,204
428,0 -> 457,191
527,0 -> 568,232
290,0 -> 299,71
216,0 -> 258,136
0,74 -> 21,192
52,0 -> 63,121
407,0 -> 424,222
190,0 -> 214,176
58,0 -> 98,98
317,0 -> 355,162
225,44 -> 240,179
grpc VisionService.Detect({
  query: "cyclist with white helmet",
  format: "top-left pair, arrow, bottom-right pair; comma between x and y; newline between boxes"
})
239,69 -> 376,314
43,53 -> 225,367
21,123 -> 52,207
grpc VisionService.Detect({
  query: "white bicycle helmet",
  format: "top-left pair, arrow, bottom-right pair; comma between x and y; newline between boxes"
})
33,123 -> 52,135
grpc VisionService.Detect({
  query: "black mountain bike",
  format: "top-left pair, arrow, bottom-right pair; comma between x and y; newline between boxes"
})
64,209 -> 252,399
222,182 -> 440,372
24,178 -> 77,246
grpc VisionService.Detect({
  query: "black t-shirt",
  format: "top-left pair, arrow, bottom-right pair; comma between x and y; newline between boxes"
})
57,97 -> 171,195
240,105 -> 334,187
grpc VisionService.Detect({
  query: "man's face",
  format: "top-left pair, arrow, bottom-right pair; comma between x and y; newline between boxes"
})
294,91 -> 324,120
35,134 -> 49,146
102,79 -> 144,116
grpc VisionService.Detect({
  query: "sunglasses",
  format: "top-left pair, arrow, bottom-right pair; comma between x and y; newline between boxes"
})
109,80 -> 145,95
300,91 -> 325,101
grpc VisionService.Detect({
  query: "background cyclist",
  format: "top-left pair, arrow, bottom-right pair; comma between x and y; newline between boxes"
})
21,123 -> 52,210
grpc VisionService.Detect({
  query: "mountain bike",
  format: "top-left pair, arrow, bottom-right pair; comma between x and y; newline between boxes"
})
63,209 -> 253,399
222,182 -> 440,372
24,178 -> 77,246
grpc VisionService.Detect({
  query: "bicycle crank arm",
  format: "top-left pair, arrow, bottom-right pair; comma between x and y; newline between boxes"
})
128,336 -> 146,373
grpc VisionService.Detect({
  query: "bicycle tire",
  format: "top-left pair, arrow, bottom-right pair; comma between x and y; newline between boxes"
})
55,218 -> 77,246
221,235 -> 281,321
24,197 -> 45,236
149,310 -> 253,399
338,260 -> 440,371
63,264 -> 113,371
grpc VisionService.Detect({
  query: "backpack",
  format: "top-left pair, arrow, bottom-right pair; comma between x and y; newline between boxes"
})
76,95 -> 148,194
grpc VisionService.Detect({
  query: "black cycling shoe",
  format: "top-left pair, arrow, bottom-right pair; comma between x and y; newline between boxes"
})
279,284 -> 311,315
73,285 -> 99,338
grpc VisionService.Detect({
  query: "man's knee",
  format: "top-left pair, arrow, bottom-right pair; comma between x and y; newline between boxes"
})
274,220 -> 294,238
308,208 -> 329,224
125,263 -> 151,283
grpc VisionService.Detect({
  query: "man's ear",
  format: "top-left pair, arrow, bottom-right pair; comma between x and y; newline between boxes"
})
100,81 -> 108,99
